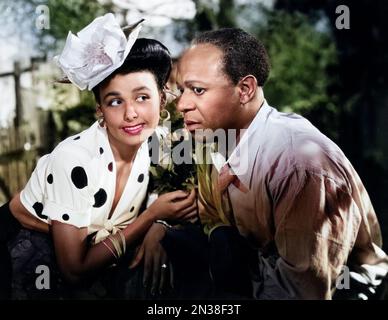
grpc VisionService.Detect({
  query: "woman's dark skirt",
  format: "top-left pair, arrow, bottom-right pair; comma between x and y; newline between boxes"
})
0,201 -> 161,300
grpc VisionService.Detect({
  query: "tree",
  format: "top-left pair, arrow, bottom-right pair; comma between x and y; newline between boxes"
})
255,10 -> 338,114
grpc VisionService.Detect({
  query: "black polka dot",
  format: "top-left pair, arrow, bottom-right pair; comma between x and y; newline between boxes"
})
148,136 -> 153,143
71,166 -> 88,189
73,136 -> 80,140
62,214 -> 69,221
93,188 -> 107,208
47,174 -> 53,184
130,206 -> 135,212
108,162 -> 113,172
99,147 -> 104,154
32,202 -> 48,220
137,174 -> 144,183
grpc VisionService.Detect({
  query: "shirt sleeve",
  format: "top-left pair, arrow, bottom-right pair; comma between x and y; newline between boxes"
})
41,146 -> 94,228
258,167 -> 362,299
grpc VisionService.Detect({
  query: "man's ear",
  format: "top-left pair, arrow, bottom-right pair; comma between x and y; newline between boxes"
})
238,75 -> 258,104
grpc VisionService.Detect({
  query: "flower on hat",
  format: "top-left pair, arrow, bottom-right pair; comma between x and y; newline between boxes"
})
54,13 -> 143,90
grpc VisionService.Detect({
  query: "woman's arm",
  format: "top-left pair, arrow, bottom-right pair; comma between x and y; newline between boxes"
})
9,193 -> 49,234
51,208 -> 155,283
52,189 -> 196,284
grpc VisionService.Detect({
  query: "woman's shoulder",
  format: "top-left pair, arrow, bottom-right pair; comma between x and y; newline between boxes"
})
50,121 -> 101,163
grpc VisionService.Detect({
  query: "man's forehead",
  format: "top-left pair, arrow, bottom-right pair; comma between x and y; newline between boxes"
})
181,44 -> 223,65
178,44 -> 224,81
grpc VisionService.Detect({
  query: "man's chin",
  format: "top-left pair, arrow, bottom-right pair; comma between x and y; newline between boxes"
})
190,128 -> 225,143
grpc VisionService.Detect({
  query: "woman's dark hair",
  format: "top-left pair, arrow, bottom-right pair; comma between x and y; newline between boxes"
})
92,38 -> 172,103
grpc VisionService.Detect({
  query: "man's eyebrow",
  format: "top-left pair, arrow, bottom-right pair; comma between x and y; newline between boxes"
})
103,91 -> 120,100
183,80 -> 209,86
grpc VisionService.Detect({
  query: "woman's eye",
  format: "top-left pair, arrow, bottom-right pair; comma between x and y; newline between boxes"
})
108,99 -> 122,107
136,95 -> 148,102
193,87 -> 205,95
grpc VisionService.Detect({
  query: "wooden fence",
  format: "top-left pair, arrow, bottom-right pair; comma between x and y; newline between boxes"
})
0,107 -> 55,204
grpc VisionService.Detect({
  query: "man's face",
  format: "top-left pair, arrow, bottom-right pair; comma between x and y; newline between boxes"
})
176,44 -> 241,140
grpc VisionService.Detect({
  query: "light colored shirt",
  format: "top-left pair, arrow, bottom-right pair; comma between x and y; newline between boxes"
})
197,100 -> 388,299
20,121 -> 150,243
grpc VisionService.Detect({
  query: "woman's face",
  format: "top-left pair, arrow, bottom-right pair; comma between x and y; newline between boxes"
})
97,71 -> 161,150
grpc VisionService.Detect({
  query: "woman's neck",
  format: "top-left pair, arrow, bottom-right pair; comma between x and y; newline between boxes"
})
107,134 -> 140,164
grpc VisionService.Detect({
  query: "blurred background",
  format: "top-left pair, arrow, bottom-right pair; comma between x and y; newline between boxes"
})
0,0 -> 387,249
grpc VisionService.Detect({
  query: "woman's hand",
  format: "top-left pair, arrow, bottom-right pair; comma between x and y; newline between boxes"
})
147,189 -> 197,221
129,223 -> 172,295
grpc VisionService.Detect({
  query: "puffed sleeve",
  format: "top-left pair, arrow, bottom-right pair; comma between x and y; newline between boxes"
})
41,146 -> 95,228
258,167 -> 362,299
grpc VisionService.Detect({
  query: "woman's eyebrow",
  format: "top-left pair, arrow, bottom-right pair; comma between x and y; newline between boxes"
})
103,91 -> 121,100
132,86 -> 150,92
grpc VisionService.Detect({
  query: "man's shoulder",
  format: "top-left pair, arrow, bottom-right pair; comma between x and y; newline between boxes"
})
261,105 -> 336,150
262,106 -> 317,140
253,106 -> 346,177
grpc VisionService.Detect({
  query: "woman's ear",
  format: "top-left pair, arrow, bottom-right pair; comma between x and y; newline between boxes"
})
238,75 -> 258,105
96,105 -> 105,127
160,90 -> 167,110
96,105 -> 103,116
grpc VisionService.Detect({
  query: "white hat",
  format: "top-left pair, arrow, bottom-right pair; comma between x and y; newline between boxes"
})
54,13 -> 144,90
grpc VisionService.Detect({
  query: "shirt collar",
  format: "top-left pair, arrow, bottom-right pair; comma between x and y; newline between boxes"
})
210,99 -> 273,190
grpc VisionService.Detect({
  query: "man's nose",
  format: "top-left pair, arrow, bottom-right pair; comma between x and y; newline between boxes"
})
176,93 -> 196,113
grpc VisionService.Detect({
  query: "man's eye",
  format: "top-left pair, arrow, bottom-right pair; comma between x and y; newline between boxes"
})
136,95 -> 148,102
109,99 -> 122,106
193,87 -> 205,95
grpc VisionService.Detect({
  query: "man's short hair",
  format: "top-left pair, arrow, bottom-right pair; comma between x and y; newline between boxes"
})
192,28 -> 270,86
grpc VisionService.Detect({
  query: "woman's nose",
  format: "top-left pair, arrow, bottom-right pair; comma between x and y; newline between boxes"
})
125,105 -> 138,121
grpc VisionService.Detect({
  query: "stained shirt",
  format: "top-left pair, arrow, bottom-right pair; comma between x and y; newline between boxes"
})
20,121 -> 151,244
197,100 -> 388,299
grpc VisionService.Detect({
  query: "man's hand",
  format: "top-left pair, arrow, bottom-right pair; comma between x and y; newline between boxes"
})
129,222 -> 173,295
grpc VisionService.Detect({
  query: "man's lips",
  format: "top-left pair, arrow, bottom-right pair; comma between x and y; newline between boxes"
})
122,124 -> 145,135
184,120 -> 202,131
184,120 -> 200,125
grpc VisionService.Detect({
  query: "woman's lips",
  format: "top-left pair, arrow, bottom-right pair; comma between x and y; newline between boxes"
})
122,124 -> 145,135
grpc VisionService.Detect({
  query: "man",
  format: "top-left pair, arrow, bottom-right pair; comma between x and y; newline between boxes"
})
174,28 -> 388,299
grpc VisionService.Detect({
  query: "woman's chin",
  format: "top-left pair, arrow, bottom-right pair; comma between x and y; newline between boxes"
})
122,131 -> 153,147
109,126 -> 154,149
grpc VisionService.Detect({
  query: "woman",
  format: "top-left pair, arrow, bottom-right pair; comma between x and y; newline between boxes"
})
0,14 -> 196,299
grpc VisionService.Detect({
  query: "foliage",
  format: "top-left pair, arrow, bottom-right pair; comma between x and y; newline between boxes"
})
149,156 -> 197,194
255,10 -> 338,115
227,7 -> 340,141
55,90 -> 96,141
39,0 -> 111,52
148,102 -> 197,194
